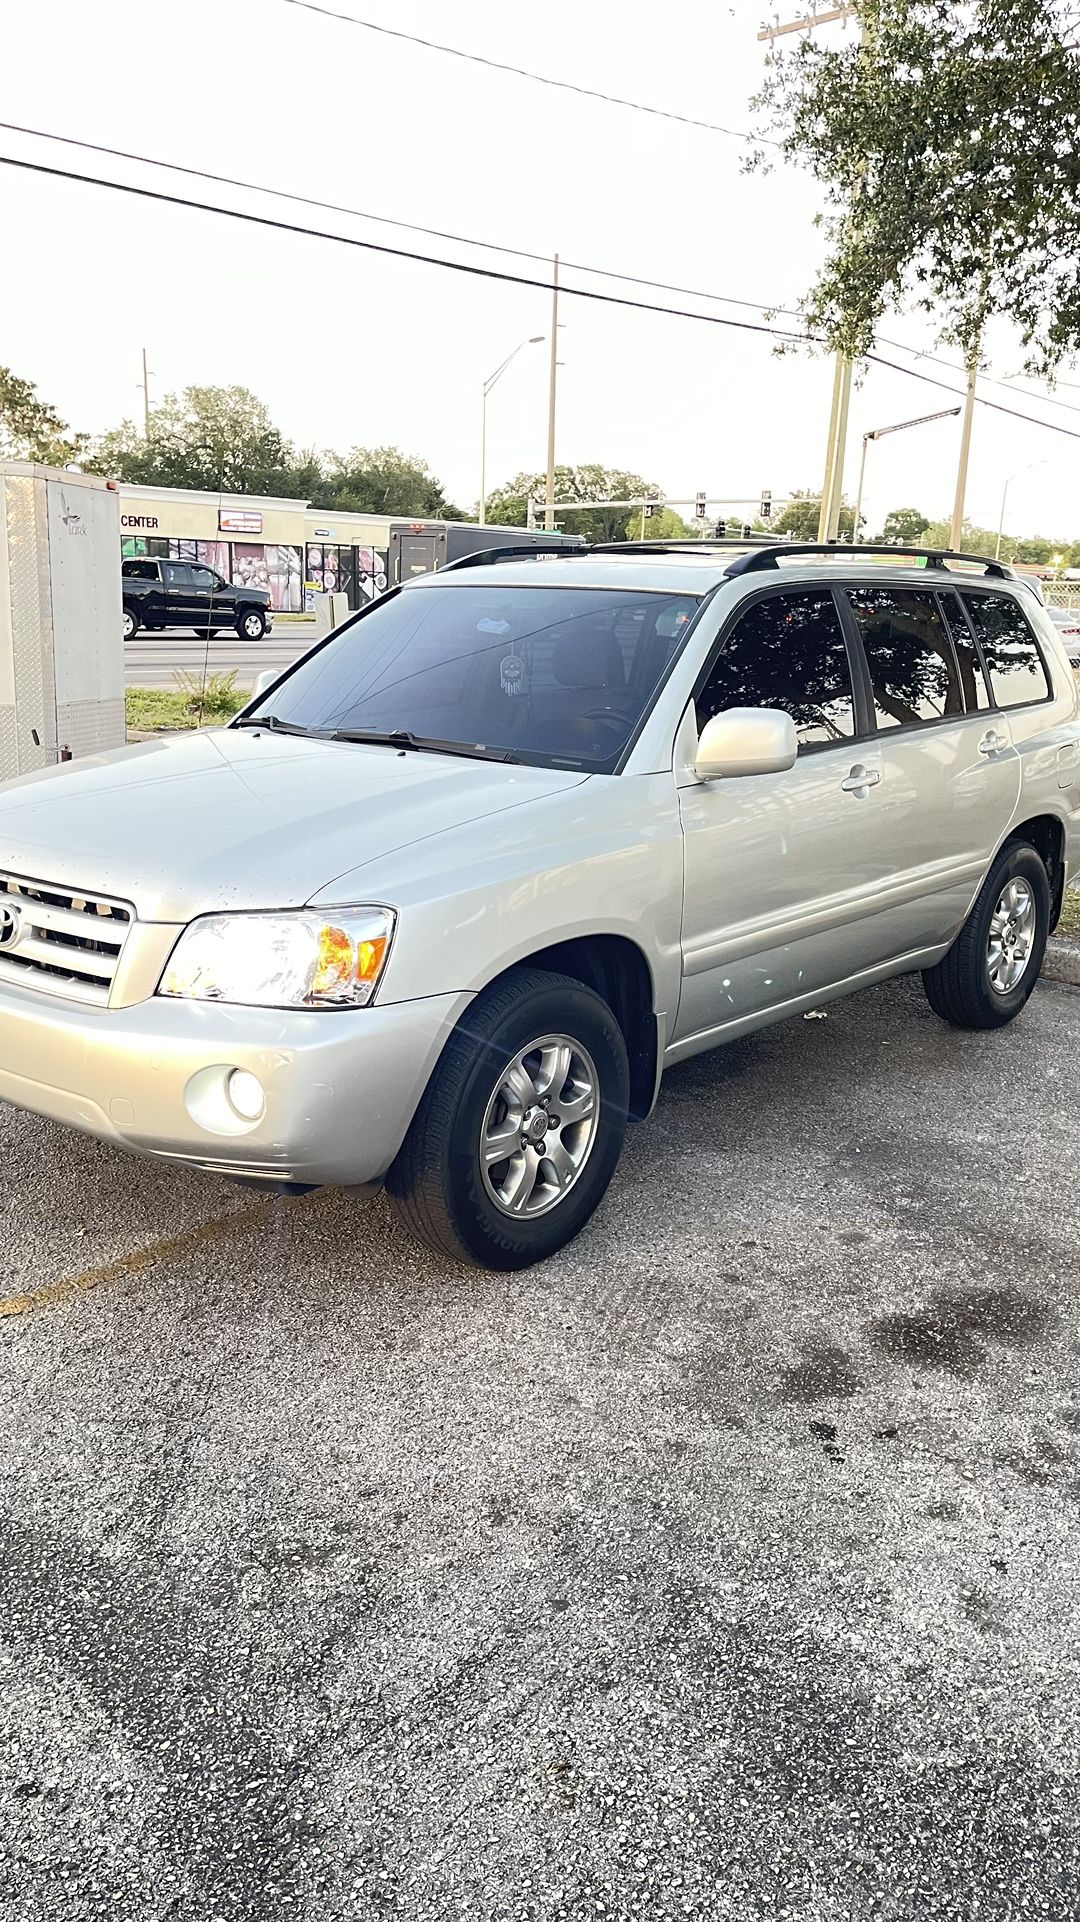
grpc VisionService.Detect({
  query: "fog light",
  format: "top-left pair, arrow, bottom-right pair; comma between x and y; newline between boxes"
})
227,1069 -> 265,1121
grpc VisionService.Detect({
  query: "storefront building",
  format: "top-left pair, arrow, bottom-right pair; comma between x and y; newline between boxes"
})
118,484 -> 393,613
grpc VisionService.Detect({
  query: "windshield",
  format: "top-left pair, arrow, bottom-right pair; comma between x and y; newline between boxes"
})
246,583 -> 701,770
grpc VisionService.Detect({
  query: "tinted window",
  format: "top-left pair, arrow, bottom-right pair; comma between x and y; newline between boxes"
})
846,586 -> 962,728
938,592 -> 991,711
962,594 -> 1051,707
698,589 -> 855,749
255,585 -> 700,772
191,566 -> 215,588
122,560 -> 158,581
164,563 -> 194,588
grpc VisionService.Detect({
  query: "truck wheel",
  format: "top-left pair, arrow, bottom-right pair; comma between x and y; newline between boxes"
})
922,838 -> 1050,1029
123,605 -> 139,641
238,609 -> 267,641
387,967 -> 630,1270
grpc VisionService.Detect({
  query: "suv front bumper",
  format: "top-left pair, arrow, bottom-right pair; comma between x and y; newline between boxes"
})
0,981 -> 471,1185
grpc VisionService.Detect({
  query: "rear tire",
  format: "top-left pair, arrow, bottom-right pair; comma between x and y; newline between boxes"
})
192,627 -> 220,639
122,605 -> 139,641
922,838 -> 1050,1029
387,967 -> 630,1269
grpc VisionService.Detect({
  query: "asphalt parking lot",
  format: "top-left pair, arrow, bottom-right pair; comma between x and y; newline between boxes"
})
3,973 -> 1080,1921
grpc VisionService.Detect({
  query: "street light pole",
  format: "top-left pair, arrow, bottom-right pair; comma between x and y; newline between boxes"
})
995,459 -> 1048,560
852,405 -> 962,541
479,336 -> 544,525
545,254 -> 560,531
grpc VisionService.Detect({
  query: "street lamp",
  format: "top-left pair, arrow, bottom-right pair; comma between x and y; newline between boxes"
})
995,460 -> 1049,560
853,406 -> 962,542
480,337 -> 544,526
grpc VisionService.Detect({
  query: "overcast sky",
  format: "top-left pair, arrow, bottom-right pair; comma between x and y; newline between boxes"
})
4,0 -> 1079,541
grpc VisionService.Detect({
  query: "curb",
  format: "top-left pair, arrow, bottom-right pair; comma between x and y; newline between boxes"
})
1043,936 -> 1080,988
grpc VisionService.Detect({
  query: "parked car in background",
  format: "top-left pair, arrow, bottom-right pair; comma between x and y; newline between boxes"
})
0,540 -> 1076,1270
121,558 -> 272,642
1046,603 -> 1080,666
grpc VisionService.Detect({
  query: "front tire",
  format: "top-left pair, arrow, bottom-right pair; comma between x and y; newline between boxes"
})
922,838 -> 1050,1029
387,967 -> 630,1269
238,608 -> 267,641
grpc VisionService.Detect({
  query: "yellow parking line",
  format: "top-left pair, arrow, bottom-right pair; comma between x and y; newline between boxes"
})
0,1190 -> 323,1319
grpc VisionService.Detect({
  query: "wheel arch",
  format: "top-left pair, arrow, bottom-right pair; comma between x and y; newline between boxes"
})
483,934 -> 660,1122
1004,812 -> 1067,929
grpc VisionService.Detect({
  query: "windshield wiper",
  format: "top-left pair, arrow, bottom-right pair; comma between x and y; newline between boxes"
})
329,728 -> 519,764
232,713 -> 313,735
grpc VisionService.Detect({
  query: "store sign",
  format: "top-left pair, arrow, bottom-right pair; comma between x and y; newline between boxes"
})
313,527 -> 331,538
121,513 -> 159,530
219,510 -> 263,534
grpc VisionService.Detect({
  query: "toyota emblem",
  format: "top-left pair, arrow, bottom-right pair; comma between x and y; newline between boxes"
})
0,904 -> 21,948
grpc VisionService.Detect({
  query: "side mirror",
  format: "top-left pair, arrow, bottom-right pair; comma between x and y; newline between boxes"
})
253,670 -> 278,699
695,707 -> 798,780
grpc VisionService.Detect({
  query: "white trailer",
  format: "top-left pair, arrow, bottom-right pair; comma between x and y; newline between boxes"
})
0,462 -> 125,779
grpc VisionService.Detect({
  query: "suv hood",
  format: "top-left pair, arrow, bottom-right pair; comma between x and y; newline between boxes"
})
0,729 -> 588,922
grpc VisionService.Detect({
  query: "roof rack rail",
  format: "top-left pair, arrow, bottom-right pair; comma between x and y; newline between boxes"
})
591,537 -> 781,556
724,542 -> 1016,580
438,539 -> 586,573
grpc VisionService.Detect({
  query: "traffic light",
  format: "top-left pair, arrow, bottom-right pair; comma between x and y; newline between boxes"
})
695,490 -> 707,520
713,519 -> 727,539
760,489 -> 772,519
742,523 -> 753,539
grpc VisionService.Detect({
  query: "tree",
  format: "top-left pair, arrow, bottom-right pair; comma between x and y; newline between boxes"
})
773,490 -> 858,542
483,465 -> 663,543
627,506 -> 695,540
86,386 -> 295,495
0,367 -> 83,466
314,446 -> 462,519
880,507 -> 931,545
755,2 -> 1080,375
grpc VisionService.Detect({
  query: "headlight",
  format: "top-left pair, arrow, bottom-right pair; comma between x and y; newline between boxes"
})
158,907 -> 395,1008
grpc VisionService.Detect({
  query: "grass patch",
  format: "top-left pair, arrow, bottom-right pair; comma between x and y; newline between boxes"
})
1057,885 -> 1080,941
127,671 -> 249,734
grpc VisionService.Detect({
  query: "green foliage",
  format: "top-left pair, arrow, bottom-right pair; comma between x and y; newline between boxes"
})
755,1 -> 1080,373
880,507 -> 931,545
85,386 -> 460,519
483,465 -> 663,543
625,506 -> 695,540
313,445 -> 461,519
173,669 -> 246,722
0,367 -> 83,465
772,490 -> 858,541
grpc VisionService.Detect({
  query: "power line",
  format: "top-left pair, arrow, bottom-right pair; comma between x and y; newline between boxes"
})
866,352 -> 1080,442
7,141 -> 1080,448
278,0 -> 771,145
0,119 -> 797,321
0,149 -> 811,341
12,115 -> 1080,407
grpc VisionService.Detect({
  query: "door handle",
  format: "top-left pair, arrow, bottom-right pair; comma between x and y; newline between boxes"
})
979,729 -> 1008,757
840,764 -> 881,794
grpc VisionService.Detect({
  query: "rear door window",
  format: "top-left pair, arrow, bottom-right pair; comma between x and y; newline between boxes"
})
961,593 -> 1051,708
698,588 -> 855,749
937,592 -> 991,711
164,563 -> 195,589
844,586 -> 963,729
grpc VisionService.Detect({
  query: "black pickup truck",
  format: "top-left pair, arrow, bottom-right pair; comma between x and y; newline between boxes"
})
121,559 -> 273,642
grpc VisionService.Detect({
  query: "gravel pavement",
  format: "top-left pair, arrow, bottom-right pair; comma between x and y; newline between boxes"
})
2,974 -> 1080,1920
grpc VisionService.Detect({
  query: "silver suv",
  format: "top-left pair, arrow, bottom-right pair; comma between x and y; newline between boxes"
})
0,540 -> 1075,1270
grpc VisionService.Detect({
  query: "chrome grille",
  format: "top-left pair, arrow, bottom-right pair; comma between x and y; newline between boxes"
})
0,871 -> 134,1006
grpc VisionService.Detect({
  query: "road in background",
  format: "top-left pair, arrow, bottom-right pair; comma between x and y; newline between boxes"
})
125,621 -> 318,689
3,975 -> 1080,1918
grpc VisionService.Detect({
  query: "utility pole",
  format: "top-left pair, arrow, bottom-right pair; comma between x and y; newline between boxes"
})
544,254 -> 560,531
140,347 -> 153,439
758,7 -> 860,542
949,357 -> 978,548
